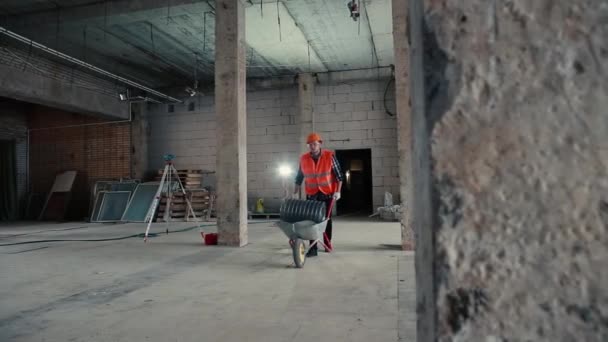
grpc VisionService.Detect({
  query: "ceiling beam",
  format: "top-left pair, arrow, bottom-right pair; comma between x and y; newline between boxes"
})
6,0 -> 211,30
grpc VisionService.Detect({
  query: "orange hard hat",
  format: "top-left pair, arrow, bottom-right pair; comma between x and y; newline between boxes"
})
306,132 -> 322,144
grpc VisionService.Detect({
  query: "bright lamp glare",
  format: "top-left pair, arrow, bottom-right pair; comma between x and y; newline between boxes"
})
278,165 -> 292,177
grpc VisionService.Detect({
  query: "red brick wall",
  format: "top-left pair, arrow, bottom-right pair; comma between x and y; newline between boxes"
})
28,106 -> 131,219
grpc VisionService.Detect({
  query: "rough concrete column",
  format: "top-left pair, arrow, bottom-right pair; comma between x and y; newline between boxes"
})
408,0 -> 436,341
428,1 -> 607,341
296,73 -> 314,198
298,73 -> 314,152
392,0 -> 414,251
215,0 -> 247,247
130,103 -> 148,180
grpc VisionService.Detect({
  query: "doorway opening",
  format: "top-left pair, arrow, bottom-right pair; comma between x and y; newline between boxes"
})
0,139 -> 18,220
335,149 -> 373,215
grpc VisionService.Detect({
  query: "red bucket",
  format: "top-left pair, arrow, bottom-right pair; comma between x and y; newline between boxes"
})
204,233 -> 218,245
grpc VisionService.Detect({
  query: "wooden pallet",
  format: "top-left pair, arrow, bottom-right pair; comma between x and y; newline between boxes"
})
155,191 -> 215,222
154,177 -> 202,183
155,169 -> 205,189
159,204 -> 210,211
157,169 -> 202,174
190,192 -> 210,198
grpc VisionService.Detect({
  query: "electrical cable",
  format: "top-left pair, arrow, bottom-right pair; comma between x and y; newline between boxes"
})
166,0 -> 171,25
358,0 -> 361,35
277,0 -> 281,42
103,1 -> 107,42
0,224 -> 103,240
202,12 -> 208,56
0,25 -> 181,102
0,221 -> 279,247
384,75 -> 395,117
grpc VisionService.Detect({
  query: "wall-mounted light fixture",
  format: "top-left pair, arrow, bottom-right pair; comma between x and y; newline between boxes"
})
118,90 -> 129,101
185,86 -> 197,97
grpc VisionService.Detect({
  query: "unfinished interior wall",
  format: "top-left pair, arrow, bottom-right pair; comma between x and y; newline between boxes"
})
148,78 -> 398,212
147,96 -> 218,172
424,1 -> 608,341
246,87 -> 299,208
314,80 -> 399,210
28,106 -> 131,219
0,98 -> 28,216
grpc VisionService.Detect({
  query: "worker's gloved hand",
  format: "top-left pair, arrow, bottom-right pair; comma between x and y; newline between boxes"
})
333,192 -> 341,201
291,193 -> 299,200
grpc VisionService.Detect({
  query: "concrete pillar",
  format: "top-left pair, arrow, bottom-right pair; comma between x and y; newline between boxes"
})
408,0 -> 436,340
130,103 -> 148,180
392,0 -> 414,251
297,73 -> 314,199
215,0 -> 248,247
298,73 -> 314,154
426,1 -> 606,340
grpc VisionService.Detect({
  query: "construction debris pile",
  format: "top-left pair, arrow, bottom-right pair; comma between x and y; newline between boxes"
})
374,192 -> 402,221
377,205 -> 402,221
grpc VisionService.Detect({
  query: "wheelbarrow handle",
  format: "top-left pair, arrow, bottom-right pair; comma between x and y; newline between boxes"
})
326,198 -> 336,220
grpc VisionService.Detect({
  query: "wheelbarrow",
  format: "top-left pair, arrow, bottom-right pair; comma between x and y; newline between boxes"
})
276,198 -> 334,268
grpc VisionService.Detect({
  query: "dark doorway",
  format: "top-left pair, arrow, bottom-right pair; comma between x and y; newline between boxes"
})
0,139 -> 18,220
335,149 -> 373,215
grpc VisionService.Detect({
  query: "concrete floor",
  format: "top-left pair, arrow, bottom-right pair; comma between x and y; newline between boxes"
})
0,217 -> 416,342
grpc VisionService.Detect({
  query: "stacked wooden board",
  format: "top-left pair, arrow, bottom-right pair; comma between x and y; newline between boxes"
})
187,189 -> 215,220
155,169 -> 203,189
155,190 -> 215,222
153,169 -> 215,222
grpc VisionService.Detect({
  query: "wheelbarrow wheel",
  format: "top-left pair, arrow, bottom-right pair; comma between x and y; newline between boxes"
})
293,238 -> 306,268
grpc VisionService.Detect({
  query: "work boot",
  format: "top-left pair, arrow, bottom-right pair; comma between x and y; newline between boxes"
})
306,248 -> 318,257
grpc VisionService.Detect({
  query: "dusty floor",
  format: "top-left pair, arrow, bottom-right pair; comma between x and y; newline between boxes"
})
0,217 -> 415,342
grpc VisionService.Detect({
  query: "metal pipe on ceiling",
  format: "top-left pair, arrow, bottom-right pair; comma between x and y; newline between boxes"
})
0,25 -> 182,103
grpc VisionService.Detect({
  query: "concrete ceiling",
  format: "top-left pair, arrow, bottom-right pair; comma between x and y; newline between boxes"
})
1,0 -> 394,89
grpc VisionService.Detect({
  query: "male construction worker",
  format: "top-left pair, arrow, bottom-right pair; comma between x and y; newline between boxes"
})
294,132 -> 343,257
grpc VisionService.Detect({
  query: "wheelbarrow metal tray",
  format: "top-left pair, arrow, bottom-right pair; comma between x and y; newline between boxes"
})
277,220 -> 328,241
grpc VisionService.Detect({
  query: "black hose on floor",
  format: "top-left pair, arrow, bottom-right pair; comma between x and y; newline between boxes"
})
0,233 -> 159,246
0,221 -> 278,247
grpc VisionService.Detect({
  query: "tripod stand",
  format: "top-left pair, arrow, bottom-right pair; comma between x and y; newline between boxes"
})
143,154 -> 199,242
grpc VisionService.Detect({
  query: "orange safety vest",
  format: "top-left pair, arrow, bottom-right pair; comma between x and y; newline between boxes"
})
300,150 -> 337,195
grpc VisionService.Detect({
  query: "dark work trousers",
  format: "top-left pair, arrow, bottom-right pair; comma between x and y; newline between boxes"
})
307,192 -> 333,251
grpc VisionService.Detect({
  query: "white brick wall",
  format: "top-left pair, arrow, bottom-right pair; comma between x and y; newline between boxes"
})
315,80 -> 399,208
147,78 -> 399,211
